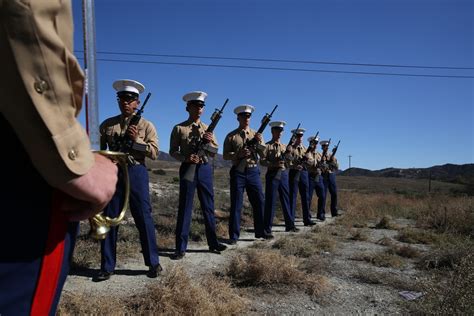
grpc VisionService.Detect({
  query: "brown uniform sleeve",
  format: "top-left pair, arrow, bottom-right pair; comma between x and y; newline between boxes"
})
0,0 -> 94,188
169,125 -> 185,162
223,134 -> 238,161
134,120 -> 159,160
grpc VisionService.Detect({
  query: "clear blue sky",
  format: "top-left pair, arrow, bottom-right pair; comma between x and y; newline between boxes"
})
72,0 -> 473,170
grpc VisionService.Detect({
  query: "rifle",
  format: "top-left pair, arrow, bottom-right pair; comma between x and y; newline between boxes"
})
183,98 -> 229,182
274,123 -> 300,180
292,131 -> 319,182
235,105 -> 278,173
330,140 -> 341,160
113,92 -> 152,153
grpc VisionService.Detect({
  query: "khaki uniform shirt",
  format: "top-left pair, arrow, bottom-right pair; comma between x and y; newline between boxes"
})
260,140 -> 288,170
169,119 -> 218,162
223,127 -> 264,166
320,151 -> 339,174
288,144 -> 308,169
100,114 -> 159,163
0,0 -> 94,187
306,151 -> 323,176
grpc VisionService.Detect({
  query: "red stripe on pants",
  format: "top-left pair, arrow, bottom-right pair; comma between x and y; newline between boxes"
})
30,191 -> 68,316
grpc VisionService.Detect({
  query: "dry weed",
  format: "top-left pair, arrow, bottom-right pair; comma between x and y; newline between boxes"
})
418,241 -> 474,270
376,236 -> 394,246
415,197 -> 474,237
129,266 -> 247,315
412,252 -> 474,314
272,232 -> 336,257
352,268 -> 422,291
396,228 -> 439,244
375,215 -> 399,230
390,245 -> 421,258
57,292 -> 124,315
349,229 -> 369,241
227,249 -> 330,298
352,251 -> 404,268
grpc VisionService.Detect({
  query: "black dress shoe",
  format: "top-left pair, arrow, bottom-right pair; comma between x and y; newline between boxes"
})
304,221 -> 316,226
316,216 -> 326,222
209,243 -> 227,254
227,239 -> 237,245
285,227 -> 300,232
262,233 -> 274,239
171,252 -> 186,260
147,264 -> 163,278
93,271 -> 113,282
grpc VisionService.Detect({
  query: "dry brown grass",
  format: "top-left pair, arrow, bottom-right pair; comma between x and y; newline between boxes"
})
59,266 -> 247,315
352,251 -> 404,268
415,196 -> 474,237
57,292 -> 124,315
349,229 -> 369,241
411,252 -> 474,315
227,249 -> 330,298
389,245 -> 421,259
417,240 -> 474,270
376,236 -> 394,246
352,268 -> 423,291
129,266 -> 247,315
374,215 -> 399,230
396,228 -> 439,244
272,231 -> 336,258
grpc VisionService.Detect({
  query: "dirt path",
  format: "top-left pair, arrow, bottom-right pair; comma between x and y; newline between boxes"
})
63,215 -> 421,314
62,218 -> 332,298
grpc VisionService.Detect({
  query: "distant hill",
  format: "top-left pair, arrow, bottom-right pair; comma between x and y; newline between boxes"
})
156,151 -> 231,168
340,163 -> 474,185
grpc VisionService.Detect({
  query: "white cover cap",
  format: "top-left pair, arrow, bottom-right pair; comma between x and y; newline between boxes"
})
183,91 -> 208,103
291,128 -> 306,135
269,121 -> 286,128
308,136 -> 320,142
113,79 -> 145,95
234,104 -> 255,115
320,140 -> 330,146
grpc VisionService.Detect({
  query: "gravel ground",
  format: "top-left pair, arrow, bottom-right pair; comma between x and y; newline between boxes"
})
63,213 -> 425,314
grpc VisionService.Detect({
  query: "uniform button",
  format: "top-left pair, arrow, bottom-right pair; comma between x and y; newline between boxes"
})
34,80 -> 49,94
68,149 -> 77,160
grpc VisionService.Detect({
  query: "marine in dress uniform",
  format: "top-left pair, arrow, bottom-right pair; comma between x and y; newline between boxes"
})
169,91 -> 227,259
0,1 -> 117,314
287,128 -> 315,226
261,121 -> 298,234
305,136 -> 327,221
223,105 -> 270,244
319,140 -> 340,220
95,80 -> 161,281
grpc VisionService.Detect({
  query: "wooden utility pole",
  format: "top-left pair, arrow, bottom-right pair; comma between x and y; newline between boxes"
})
348,155 -> 352,169
428,169 -> 432,192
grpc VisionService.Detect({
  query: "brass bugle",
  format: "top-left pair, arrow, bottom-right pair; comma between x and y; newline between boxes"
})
89,150 -> 130,240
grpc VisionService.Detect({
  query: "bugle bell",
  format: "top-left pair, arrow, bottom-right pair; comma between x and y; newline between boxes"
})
88,150 -> 130,240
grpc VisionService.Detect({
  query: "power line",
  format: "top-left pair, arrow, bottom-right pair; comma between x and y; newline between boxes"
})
75,50 -> 474,70
76,57 -> 474,79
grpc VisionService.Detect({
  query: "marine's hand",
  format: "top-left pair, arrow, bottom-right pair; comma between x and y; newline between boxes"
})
58,153 -> 118,221
238,148 -> 251,158
186,154 -> 201,164
203,132 -> 213,142
127,125 -> 139,141
254,133 -> 262,143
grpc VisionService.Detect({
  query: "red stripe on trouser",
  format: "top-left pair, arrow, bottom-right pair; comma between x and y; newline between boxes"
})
30,191 -> 68,316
